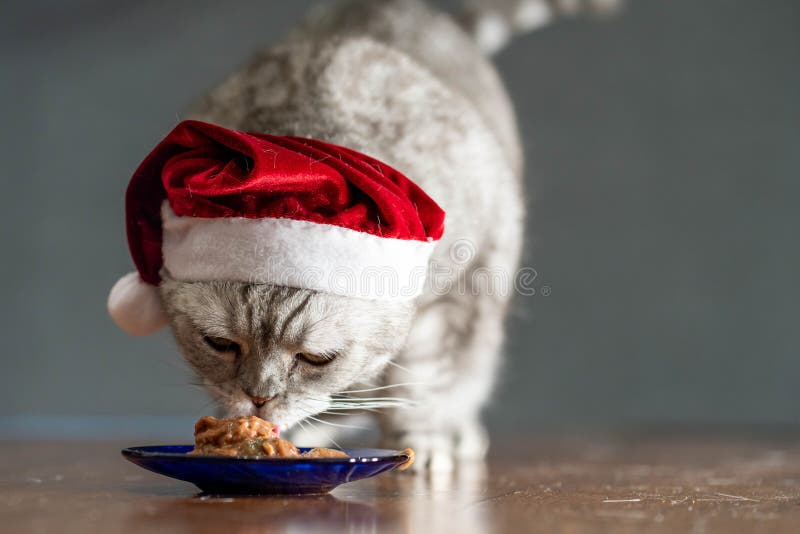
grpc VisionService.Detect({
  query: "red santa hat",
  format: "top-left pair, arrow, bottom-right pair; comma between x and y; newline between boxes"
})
108,120 -> 445,335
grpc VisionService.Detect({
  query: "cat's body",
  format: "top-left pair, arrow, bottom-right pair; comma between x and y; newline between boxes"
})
161,0 -> 617,470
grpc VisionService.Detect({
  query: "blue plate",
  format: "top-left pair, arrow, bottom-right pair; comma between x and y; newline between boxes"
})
121,445 -> 411,495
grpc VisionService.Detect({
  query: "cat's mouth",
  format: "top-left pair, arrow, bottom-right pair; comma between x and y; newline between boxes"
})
220,397 -> 301,432
214,386 -> 332,434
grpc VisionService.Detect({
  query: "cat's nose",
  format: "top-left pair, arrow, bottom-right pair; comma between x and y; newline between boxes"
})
249,394 -> 274,408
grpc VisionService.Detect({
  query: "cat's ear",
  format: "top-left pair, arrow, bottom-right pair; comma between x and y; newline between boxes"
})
108,271 -> 169,335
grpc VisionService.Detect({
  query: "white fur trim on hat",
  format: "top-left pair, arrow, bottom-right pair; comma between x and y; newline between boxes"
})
107,271 -> 169,335
161,203 -> 436,300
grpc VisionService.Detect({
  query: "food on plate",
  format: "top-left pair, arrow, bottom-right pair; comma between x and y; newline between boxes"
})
188,415 -> 348,459
299,447 -> 350,459
395,448 -> 415,471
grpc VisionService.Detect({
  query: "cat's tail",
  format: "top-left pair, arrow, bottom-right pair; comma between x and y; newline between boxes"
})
459,0 -> 623,55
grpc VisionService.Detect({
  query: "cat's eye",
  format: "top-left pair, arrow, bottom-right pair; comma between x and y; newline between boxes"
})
203,336 -> 241,355
295,351 -> 337,366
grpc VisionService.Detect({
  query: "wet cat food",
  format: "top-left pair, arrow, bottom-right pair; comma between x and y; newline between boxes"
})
189,415 -> 349,459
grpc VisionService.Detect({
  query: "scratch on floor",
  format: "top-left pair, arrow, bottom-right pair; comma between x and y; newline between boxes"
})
713,492 -> 760,502
466,489 -> 528,507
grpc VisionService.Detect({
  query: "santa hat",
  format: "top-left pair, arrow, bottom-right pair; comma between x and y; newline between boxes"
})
108,120 -> 445,335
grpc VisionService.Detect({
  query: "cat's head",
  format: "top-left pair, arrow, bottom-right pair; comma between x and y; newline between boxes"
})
160,274 -> 415,431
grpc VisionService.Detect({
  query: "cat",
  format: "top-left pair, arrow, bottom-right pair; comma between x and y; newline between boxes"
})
160,0 -> 619,471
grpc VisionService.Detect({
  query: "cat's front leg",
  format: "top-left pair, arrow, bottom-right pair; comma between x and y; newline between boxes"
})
380,297 -> 505,472
385,415 -> 490,473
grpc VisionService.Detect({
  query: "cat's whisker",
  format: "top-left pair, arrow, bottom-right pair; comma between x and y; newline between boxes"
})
320,396 -> 417,406
319,411 -> 359,417
337,382 -> 427,394
331,397 -> 419,405
322,407 -> 380,414
198,399 -> 219,413
295,418 -> 310,434
331,395 -> 416,401
311,396 -> 416,410
186,381 -> 212,390
328,401 -> 412,408
306,415 -> 368,431
327,403 -> 412,412
295,403 -> 370,430
386,360 -> 414,374
294,409 -> 346,450
310,423 -> 344,451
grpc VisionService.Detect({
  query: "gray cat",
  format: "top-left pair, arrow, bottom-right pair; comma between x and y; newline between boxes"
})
160,0 -> 617,471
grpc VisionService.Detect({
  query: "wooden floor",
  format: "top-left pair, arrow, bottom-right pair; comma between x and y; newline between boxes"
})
2,434 -> 800,533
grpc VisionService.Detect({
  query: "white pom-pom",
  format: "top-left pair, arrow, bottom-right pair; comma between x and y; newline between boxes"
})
107,271 -> 169,335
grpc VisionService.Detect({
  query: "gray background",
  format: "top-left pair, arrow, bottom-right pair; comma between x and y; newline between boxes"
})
1,0 -> 798,437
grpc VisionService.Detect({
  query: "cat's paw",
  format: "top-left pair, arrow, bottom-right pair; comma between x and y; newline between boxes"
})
398,430 -> 455,473
387,422 -> 489,473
